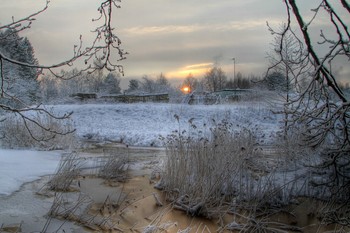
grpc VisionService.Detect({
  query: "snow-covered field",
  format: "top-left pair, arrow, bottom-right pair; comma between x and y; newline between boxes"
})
51,102 -> 281,147
0,102 -> 281,196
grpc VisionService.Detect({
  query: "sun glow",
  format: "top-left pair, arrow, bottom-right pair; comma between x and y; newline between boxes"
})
181,86 -> 191,94
166,62 -> 213,79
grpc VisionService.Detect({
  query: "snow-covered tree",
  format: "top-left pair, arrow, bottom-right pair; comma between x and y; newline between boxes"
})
155,73 -> 171,92
204,66 -> 227,92
268,0 -> 350,210
0,0 -> 126,141
139,74 -> 172,94
39,74 -> 59,102
126,79 -> 140,93
40,69 -> 122,100
0,29 -> 39,107
140,75 -> 156,93
101,72 -> 121,94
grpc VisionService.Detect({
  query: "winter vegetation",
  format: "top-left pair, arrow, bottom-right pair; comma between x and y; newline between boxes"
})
265,0 -> 350,211
97,150 -> 130,182
0,0 -> 127,147
0,110 -> 76,149
0,0 -> 350,232
47,152 -> 83,192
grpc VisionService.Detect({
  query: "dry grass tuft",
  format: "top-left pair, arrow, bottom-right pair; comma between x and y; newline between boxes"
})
47,152 -> 83,192
97,149 -> 130,182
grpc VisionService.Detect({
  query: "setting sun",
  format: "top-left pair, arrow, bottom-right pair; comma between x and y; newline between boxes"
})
181,86 -> 191,94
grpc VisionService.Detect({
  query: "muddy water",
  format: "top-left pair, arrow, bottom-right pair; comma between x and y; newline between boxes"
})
79,174 -> 224,232
78,174 -> 346,233
75,145 -> 230,232
76,145 -> 347,233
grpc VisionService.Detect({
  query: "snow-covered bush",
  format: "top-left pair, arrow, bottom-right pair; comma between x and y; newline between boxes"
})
0,111 -> 77,150
156,115 -> 320,219
275,126 -> 315,168
156,117 -> 261,218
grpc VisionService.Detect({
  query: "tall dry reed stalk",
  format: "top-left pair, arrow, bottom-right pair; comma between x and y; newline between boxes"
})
156,117 -> 260,217
47,152 -> 83,192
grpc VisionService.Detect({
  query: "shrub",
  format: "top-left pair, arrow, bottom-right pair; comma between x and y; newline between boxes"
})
156,118 -> 261,218
0,111 -> 77,150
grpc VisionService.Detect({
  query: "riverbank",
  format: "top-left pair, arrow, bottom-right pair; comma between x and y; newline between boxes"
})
0,145 -> 348,232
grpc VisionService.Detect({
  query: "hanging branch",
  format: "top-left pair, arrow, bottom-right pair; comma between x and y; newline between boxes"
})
0,0 -> 127,140
267,0 -> 350,204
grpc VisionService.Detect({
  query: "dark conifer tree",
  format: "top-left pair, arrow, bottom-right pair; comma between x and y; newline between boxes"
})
0,29 -> 39,106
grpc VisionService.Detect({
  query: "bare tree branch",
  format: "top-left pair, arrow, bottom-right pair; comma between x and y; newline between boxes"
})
267,0 -> 350,209
0,0 -> 126,143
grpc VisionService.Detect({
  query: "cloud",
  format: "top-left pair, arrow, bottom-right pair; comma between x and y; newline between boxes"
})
123,25 -> 203,35
185,63 -> 213,69
166,62 -> 213,79
4,0 -> 347,85
122,19 -> 272,37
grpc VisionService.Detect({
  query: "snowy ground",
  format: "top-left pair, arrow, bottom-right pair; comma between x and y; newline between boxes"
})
0,102 -> 281,196
50,102 -> 281,147
1,102 -> 335,232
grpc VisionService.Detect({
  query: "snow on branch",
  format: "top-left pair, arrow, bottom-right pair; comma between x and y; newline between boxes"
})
266,0 -> 350,207
0,0 -> 126,142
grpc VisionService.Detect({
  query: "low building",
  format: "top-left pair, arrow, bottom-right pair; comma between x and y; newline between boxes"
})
100,93 -> 169,103
212,89 -> 252,102
184,89 -> 252,104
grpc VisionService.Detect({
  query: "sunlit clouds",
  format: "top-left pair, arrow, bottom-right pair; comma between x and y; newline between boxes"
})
166,63 -> 213,79
122,19 -> 269,37
1,0 -> 284,85
123,25 -> 203,35
3,0 -> 348,87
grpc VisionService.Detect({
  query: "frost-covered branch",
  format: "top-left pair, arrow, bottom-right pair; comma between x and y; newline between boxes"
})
0,0 -> 126,143
267,0 -> 350,210
0,0 -> 49,34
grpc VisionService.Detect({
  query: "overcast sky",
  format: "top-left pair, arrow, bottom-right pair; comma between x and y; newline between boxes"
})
1,0 -> 349,88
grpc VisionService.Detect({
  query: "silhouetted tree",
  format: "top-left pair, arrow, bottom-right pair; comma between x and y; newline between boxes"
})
127,79 -> 140,93
264,72 -> 289,92
182,73 -> 199,92
204,66 -> 227,92
226,72 -> 251,89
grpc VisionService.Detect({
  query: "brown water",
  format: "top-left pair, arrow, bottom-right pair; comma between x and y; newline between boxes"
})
78,174 -> 225,232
